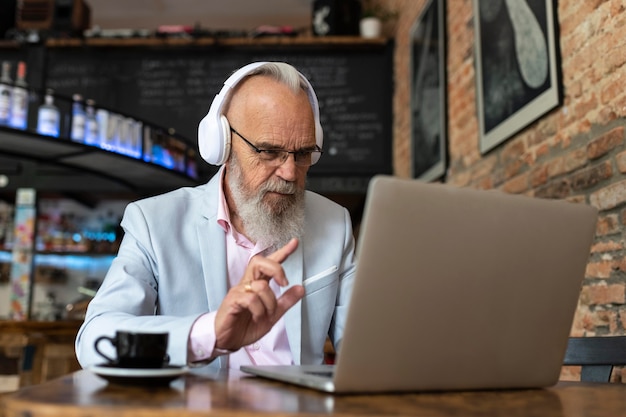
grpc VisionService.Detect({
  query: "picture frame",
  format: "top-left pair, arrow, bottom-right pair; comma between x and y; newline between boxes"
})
410,0 -> 447,181
474,0 -> 561,154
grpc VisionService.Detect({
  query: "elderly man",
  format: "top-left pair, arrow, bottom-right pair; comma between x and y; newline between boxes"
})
75,62 -> 356,370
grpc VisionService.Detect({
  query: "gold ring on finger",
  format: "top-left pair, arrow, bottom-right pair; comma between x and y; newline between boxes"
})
244,282 -> 253,293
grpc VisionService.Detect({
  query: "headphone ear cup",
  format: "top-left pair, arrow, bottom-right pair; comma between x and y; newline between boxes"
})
198,112 -> 231,165
198,101 -> 223,165
198,62 -> 268,166
218,115 -> 231,165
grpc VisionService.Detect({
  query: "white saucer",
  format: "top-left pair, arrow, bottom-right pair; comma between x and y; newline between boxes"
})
90,364 -> 188,386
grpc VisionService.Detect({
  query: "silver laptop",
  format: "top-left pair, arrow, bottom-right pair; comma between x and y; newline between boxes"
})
241,175 -> 598,393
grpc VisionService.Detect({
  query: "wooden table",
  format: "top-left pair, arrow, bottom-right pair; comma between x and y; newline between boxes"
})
3,369 -> 626,417
0,320 -> 82,387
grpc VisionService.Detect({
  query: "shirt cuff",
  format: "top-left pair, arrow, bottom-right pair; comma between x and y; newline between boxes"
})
187,311 -> 221,363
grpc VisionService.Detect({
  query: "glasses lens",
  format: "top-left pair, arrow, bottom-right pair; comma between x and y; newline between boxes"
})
294,151 -> 313,166
256,148 -> 320,167
259,150 -> 284,164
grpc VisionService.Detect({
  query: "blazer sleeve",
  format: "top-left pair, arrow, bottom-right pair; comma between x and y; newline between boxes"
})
75,200 -> 207,368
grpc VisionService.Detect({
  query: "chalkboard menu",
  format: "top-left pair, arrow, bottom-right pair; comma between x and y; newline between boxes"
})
43,42 -> 393,181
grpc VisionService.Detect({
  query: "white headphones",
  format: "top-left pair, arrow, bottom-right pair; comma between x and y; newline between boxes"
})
197,61 -> 324,166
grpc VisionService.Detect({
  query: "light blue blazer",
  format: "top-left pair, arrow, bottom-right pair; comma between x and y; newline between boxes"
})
75,170 -> 356,369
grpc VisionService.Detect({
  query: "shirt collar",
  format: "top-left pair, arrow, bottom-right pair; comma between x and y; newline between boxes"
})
216,167 -> 269,253
216,167 -> 230,233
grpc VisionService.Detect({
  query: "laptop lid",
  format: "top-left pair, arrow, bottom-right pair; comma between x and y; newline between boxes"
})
242,175 -> 598,393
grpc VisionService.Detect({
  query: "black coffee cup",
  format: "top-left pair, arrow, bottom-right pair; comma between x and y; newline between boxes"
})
94,331 -> 169,369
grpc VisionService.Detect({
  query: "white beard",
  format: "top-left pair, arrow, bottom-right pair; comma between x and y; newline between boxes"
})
226,156 -> 306,253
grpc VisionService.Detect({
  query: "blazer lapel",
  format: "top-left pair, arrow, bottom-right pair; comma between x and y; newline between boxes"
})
197,218 -> 228,312
281,242 -> 304,365
196,171 -> 228,310
197,171 -> 230,369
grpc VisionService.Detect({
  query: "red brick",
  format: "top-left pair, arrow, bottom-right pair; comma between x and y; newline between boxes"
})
574,95 -> 599,120
590,240 -> 623,253
546,156 -> 565,178
577,119 -> 592,133
534,142 -> 550,159
587,127 -> 625,159
616,150 -> 626,173
590,180 -> 626,211
586,261 -> 616,279
535,179 -> 572,199
501,139 -> 526,165
580,283 -> 626,305
597,106 -> 618,124
469,155 -> 497,181
563,147 -> 588,173
566,195 -> 587,204
597,310 -> 620,333
620,307 -> 626,331
569,160 -> 613,191
596,213 -> 620,236
500,172 -> 529,195
572,303 -> 612,332
504,158 -> 524,180
530,164 -> 549,187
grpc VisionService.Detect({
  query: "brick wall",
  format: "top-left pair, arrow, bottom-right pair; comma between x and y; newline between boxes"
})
378,0 -> 626,373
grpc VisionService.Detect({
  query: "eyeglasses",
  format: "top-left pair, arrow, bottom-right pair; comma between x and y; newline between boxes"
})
230,127 -> 322,167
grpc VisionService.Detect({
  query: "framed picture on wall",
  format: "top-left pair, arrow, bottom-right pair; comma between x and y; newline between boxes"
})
410,0 -> 447,181
474,0 -> 561,154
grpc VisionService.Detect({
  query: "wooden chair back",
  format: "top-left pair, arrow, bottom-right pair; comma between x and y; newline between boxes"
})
563,336 -> 626,382
39,343 -> 81,382
0,334 -> 29,393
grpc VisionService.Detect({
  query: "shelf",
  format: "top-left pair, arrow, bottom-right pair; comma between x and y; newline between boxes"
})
0,250 -> 116,258
0,37 -> 392,195
0,319 -> 83,332
0,36 -> 389,51
43,35 -> 389,48
0,127 -> 202,196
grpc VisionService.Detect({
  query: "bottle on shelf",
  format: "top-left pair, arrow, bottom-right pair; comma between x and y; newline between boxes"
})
120,117 -> 133,156
142,125 -> 153,162
0,61 -> 12,126
9,61 -> 28,130
132,119 -> 143,159
105,112 -> 121,152
36,88 -> 60,137
95,107 -> 110,148
84,99 -> 99,145
70,93 -> 86,143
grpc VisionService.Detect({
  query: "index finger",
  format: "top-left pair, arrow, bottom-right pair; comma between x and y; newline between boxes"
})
247,238 -> 298,287
266,238 -> 299,264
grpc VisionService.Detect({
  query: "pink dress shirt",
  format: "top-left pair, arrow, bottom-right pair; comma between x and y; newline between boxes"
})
187,171 -> 293,368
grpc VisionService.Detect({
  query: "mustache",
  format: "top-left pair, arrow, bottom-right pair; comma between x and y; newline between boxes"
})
262,180 -> 298,195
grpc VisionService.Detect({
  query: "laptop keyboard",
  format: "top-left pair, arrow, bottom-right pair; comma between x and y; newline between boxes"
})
306,370 -> 334,378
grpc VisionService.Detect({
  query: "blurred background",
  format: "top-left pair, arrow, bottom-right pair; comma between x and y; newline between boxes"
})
86,0 -> 312,32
